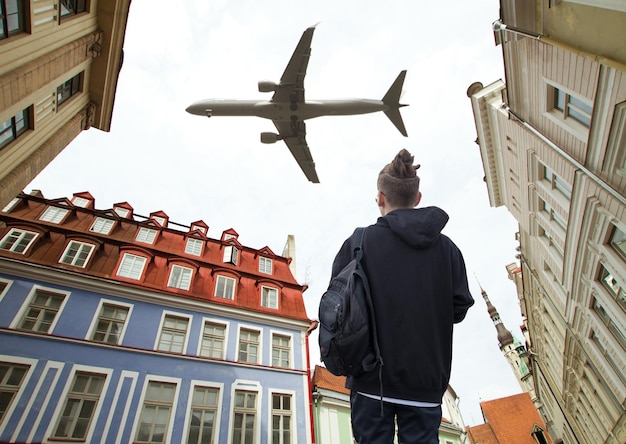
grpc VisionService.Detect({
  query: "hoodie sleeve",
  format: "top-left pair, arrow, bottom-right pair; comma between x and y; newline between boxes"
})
451,245 -> 474,323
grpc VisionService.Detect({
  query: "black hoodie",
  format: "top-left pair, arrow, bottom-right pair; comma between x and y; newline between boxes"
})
330,206 -> 474,403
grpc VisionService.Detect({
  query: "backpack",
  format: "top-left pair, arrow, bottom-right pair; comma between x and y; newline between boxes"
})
318,227 -> 383,377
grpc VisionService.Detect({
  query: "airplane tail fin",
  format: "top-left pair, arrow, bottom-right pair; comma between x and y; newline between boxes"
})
382,70 -> 408,137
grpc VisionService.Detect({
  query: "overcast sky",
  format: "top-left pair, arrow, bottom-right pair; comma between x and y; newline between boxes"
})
27,0 -> 525,426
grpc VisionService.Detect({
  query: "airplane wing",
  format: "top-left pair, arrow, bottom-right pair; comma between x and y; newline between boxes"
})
271,25 -> 316,105
273,119 -> 319,183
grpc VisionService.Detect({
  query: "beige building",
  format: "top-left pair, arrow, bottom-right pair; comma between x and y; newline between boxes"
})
467,1 -> 626,443
0,0 -> 131,208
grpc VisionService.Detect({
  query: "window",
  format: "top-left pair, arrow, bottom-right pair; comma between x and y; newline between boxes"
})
185,238 -> 203,256
191,224 -> 206,234
117,253 -> 147,280
136,227 -> 158,244
540,199 -> 567,231
232,390 -> 257,444
199,321 -> 226,359
261,286 -> 279,309
238,329 -> 259,364
0,362 -> 29,422
271,393 -> 292,444
591,330 -> 626,385
598,265 -> 626,312
0,228 -> 37,253
19,289 -> 65,333
152,216 -> 166,226
223,245 -> 239,265
157,315 -> 189,353
591,296 -> 626,349
0,0 -> 26,40
59,0 -> 87,20
89,217 -> 114,235
215,275 -> 235,300
59,240 -> 95,267
0,107 -> 30,150
610,225 -> 626,262
272,334 -> 290,368
167,265 -> 193,291
135,381 -> 176,443
52,372 -> 105,440
57,72 -> 83,107
40,206 -> 69,224
259,257 -> 272,274
91,303 -> 129,344
539,223 -> 564,258
72,197 -> 89,208
542,165 -> 572,199
114,207 -> 130,218
187,386 -> 219,444
552,86 -> 592,128
2,197 -> 19,213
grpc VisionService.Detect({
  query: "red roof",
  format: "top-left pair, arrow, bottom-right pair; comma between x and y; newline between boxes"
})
312,365 -> 350,395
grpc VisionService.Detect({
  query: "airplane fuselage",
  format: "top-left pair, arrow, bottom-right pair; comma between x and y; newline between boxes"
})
186,99 -> 390,121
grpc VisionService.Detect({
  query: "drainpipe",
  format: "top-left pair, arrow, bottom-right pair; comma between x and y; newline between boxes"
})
306,328 -> 317,444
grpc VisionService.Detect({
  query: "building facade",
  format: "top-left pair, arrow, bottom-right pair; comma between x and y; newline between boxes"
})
311,365 -> 467,444
467,1 -> 626,443
0,0 -> 131,208
0,190 -> 313,443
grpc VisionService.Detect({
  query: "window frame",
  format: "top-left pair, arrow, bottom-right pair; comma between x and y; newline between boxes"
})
167,264 -> 193,291
231,389 -> 258,444
89,217 -> 115,235
185,238 -> 203,256
270,392 -> 294,444
39,206 -> 70,224
237,327 -> 260,364
544,81 -> 592,140
116,253 -> 148,281
223,245 -> 239,265
14,286 -> 69,333
214,275 -> 236,300
51,370 -> 107,441
156,313 -> 190,354
0,106 -> 31,151
56,72 -> 83,108
0,360 -> 31,425
261,286 -> 279,309
136,227 -> 158,244
271,333 -> 291,368
59,0 -> 88,21
0,0 -> 27,40
0,228 -> 38,253
88,300 -> 131,345
198,319 -> 228,360
59,240 -> 95,268
259,257 -> 273,274
185,383 -> 223,444
133,379 -> 178,444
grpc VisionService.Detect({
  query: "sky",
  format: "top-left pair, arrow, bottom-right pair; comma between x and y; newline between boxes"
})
27,0 -> 525,427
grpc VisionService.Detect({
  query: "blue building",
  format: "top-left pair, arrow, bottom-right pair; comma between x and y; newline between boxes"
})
0,191 -> 314,443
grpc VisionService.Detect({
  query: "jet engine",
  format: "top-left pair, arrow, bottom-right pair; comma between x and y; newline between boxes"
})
260,132 -> 280,144
258,80 -> 278,93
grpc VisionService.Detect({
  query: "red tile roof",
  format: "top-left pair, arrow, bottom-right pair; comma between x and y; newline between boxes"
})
312,365 -> 350,395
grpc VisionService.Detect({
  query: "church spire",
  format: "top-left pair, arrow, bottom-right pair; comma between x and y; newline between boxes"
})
477,278 -> 514,348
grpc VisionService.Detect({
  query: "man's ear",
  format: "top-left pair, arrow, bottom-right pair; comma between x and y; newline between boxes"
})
414,192 -> 422,207
377,191 -> 386,208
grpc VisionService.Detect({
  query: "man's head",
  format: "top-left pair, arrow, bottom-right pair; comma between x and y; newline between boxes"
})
376,149 -> 421,215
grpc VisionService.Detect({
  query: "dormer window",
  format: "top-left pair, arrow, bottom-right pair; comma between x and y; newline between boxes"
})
223,245 -> 239,265
59,241 -> 95,268
191,224 -> 206,234
167,265 -> 193,291
136,227 -> 158,244
152,216 -> 166,226
40,206 -> 69,224
89,217 -> 114,235
0,229 -> 38,253
2,198 -> 20,213
259,257 -> 272,274
185,238 -> 203,256
116,253 -> 147,280
224,233 -> 236,240
72,197 -> 89,208
261,286 -> 278,309
114,207 -> 130,218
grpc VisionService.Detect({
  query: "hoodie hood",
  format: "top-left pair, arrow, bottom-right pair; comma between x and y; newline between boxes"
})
380,206 -> 449,248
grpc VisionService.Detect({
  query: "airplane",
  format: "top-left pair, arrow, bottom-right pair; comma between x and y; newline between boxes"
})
186,25 -> 408,183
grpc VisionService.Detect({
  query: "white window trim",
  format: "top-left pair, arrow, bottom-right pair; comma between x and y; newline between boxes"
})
259,257 -> 272,274
2,198 -> 20,213
59,240 -> 95,268
543,79 -> 592,142
228,381 -> 261,444
261,286 -> 279,309
266,389 -> 297,444
114,207 -> 130,218
39,206 -> 69,224
154,311 -> 192,354
237,325 -> 262,365
10,285 -> 70,333
185,238 -> 203,256
181,380 -> 225,444
86,299 -> 133,345
167,264 -> 193,291
270,330 -> 293,369
129,375 -> 181,444
223,245 -> 239,265
89,217 -> 115,235
197,317 -> 230,360
45,365 -> 113,443
0,355 -> 37,435
0,278 -> 13,303
0,228 -> 38,254
72,197 -> 90,208
136,227 -> 158,244
215,275 -> 236,300
116,253 -> 147,280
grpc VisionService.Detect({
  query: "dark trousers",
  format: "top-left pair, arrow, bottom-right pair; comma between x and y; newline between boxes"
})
350,392 -> 442,444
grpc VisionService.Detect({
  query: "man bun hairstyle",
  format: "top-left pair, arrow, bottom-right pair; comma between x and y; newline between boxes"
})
377,149 -> 421,208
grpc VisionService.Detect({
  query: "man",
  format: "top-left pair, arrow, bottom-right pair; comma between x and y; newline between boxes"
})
329,149 -> 474,443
